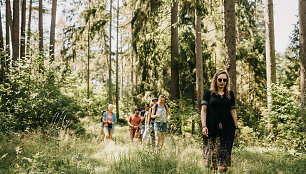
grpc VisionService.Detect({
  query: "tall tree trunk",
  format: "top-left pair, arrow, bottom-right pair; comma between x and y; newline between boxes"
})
0,8 -> 3,51
120,54 -> 123,99
131,6 -> 134,96
87,1 -> 91,100
195,1 -> 203,110
0,6 -> 5,83
108,0 -> 113,104
224,0 -> 236,94
20,0 -> 26,59
38,0 -> 43,53
12,0 -> 19,66
26,0 -> 32,55
264,0 -> 276,110
299,0 -> 306,115
115,0 -> 119,119
170,0 -> 180,101
6,0 -> 12,72
131,46 -> 133,89
49,0 -> 57,62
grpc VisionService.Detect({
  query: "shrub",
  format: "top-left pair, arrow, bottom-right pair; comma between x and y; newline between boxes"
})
259,84 -> 304,151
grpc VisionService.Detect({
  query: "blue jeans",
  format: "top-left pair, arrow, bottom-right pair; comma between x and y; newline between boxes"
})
154,122 -> 167,132
141,125 -> 145,135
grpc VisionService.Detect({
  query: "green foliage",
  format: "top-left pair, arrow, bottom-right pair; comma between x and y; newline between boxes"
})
167,100 -> 200,135
278,23 -> 300,88
0,129 -> 94,173
260,84 -> 304,151
0,55 -> 84,133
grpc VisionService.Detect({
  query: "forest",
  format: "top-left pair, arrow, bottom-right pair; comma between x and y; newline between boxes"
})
0,0 -> 305,173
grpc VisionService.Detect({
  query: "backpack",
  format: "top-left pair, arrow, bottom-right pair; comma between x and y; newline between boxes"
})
153,104 -> 168,115
101,111 -> 106,122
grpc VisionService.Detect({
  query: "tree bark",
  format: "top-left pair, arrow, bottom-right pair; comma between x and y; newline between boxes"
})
265,0 -> 276,110
6,0 -> 12,72
38,0 -> 43,53
50,0 -> 57,62
195,1 -> 203,110
116,0 -> 119,119
109,0 -> 113,104
0,6 -> 5,83
0,7 -> 3,51
224,0 -> 236,94
26,0 -> 32,55
20,0 -> 26,59
12,0 -> 19,65
171,0 -> 180,101
87,1 -> 91,100
299,0 -> 306,115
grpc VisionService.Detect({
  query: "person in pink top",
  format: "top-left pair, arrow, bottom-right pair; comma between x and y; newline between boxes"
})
128,108 -> 142,141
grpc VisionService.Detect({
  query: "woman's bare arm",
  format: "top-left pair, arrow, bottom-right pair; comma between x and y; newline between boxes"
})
231,109 -> 238,127
201,105 -> 209,136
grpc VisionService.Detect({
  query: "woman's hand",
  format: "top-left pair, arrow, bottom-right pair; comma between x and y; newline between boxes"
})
234,129 -> 238,138
202,127 -> 209,137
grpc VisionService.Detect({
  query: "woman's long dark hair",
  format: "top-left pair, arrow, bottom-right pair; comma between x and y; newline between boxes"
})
210,70 -> 231,99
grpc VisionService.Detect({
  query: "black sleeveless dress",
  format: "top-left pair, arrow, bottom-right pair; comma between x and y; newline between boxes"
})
201,89 -> 237,167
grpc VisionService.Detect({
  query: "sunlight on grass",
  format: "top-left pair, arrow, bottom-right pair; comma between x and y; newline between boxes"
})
1,116 -> 305,174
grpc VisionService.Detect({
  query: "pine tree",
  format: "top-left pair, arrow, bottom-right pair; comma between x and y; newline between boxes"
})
12,0 -> 19,65
224,0 -> 236,94
50,0 -> 57,62
171,0 -> 180,101
20,0 -> 26,59
195,0 -> 203,109
299,0 -> 306,114
265,0 -> 276,110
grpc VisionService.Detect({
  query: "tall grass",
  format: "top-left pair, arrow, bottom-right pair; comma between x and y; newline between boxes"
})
1,117 -> 305,173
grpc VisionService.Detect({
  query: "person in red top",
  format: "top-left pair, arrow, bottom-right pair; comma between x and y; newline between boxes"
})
102,104 -> 117,143
128,108 -> 142,141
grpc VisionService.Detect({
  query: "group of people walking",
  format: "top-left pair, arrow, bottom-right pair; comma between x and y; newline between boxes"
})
128,95 -> 172,148
100,70 -> 238,173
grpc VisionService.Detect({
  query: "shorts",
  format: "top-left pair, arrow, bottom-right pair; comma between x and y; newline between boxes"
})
154,122 -> 167,132
130,127 -> 140,138
104,126 -> 115,136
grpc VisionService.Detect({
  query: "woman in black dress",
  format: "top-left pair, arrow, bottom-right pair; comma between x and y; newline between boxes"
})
201,70 -> 238,173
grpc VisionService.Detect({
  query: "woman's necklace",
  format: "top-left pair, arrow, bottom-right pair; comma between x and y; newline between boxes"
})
218,91 -> 224,98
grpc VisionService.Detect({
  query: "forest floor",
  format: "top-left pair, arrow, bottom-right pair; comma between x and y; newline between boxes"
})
1,116 -> 305,174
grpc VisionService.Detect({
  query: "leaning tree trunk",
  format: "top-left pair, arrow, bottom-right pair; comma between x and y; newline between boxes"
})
224,0 -> 236,94
265,0 -> 276,110
50,0 -> 57,62
170,0 -> 180,101
20,0 -> 26,59
108,0 -> 113,104
299,0 -> 306,117
195,1 -> 203,110
12,0 -> 19,66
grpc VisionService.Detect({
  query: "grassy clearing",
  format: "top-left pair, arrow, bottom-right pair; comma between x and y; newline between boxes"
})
0,117 -> 305,174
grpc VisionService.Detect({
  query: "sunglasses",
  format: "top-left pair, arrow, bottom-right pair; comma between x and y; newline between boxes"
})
217,78 -> 228,83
